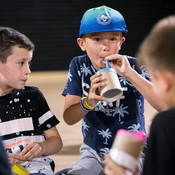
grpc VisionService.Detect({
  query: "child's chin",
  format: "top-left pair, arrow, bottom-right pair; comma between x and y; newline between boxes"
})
16,86 -> 25,90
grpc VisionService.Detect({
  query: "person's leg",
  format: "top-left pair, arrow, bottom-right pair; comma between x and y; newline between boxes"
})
67,144 -> 105,175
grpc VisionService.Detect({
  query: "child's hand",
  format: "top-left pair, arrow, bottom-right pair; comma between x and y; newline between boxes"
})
88,73 -> 105,106
20,142 -> 43,161
105,54 -> 132,79
104,154 -> 138,175
7,153 -> 21,167
104,154 -> 126,175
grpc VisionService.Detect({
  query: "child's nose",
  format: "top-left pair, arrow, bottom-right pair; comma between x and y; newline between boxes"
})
102,40 -> 110,51
25,65 -> 31,75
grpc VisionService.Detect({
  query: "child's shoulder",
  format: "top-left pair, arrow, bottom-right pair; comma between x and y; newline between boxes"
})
17,86 -> 42,96
152,108 -> 175,128
23,86 -> 39,92
71,54 -> 89,63
70,54 -> 91,68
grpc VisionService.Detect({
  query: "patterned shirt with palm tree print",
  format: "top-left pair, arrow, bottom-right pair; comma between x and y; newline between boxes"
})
62,54 -> 149,155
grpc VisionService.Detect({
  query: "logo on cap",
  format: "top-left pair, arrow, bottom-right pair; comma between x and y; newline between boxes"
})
97,12 -> 111,25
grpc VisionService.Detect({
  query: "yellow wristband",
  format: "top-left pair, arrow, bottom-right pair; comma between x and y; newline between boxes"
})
12,164 -> 30,175
84,97 -> 95,110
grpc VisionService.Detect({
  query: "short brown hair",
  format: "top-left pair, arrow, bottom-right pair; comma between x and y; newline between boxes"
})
137,15 -> 175,74
0,27 -> 35,63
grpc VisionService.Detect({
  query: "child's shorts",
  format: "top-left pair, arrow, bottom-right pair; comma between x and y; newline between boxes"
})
67,143 -> 105,175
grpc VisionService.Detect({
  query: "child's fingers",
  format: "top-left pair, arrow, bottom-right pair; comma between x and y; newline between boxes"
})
91,81 -> 105,93
90,73 -> 103,82
91,94 -> 105,101
90,74 -> 105,94
8,157 -> 20,167
20,143 -> 33,156
105,54 -> 125,68
7,153 -> 21,160
21,142 -> 42,160
90,73 -> 104,86
86,73 -> 106,105
7,153 -> 21,166
105,54 -> 122,61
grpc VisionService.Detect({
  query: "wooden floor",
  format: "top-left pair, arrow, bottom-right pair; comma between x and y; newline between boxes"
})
27,71 -> 157,173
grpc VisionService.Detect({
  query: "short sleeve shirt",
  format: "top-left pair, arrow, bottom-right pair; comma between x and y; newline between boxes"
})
0,86 -> 59,174
63,54 -> 149,154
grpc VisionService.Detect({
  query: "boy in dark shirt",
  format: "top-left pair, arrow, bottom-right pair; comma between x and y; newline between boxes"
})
105,15 -> 175,175
0,27 -> 63,175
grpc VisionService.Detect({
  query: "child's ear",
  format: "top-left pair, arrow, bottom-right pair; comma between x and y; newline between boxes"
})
119,37 -> 125,50
77,38 -> 86,51
155,70 -> 173,91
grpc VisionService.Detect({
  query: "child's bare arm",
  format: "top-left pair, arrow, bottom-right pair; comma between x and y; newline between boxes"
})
20,126 -> 62,160
63,95 -> 87,125
105,54 -> 166,111
40,126 -> 62,155
63,73 -> 105,125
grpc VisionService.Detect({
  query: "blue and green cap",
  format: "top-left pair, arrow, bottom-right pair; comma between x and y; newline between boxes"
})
79,5 -> 128,37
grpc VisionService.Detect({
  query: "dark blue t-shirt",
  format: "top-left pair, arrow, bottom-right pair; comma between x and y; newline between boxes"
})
62,54 -> 149,154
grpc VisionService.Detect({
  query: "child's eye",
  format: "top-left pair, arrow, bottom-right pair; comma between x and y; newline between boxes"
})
94,38 -> 101,41
19,62 -> 24,66
111,38 -> 117,41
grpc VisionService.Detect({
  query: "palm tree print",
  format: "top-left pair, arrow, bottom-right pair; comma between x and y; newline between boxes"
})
105,104 -> 113,116
80,63 -> 92,76
140,65 -> 150,79
82,120 -> 90,137
132,64 -> 136,70
138,99 -> 142,109
97,128 -> 112,145
95,102 -> 104,110
113,104 -> 129,123
142,113 -> 145,119
128,123 -> 141,133
99,147 -> 110,155
119,77 -> 133,87
67,70 -> 73,82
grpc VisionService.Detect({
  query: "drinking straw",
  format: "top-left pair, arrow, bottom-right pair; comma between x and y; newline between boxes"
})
105,60 -> 110,68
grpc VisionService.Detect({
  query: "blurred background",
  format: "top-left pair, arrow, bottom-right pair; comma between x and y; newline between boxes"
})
0,0 -> 174,71
0,0 -> 174,173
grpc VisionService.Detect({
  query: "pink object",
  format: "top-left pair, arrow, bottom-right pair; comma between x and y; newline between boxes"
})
116,129 -> 146,143
110,129 -> 146,172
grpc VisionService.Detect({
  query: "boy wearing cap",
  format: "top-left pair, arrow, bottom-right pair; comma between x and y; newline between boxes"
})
62,5 -> 163,175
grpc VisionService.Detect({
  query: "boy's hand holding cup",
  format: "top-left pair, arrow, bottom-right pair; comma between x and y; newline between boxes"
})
97,60 -> 123,102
